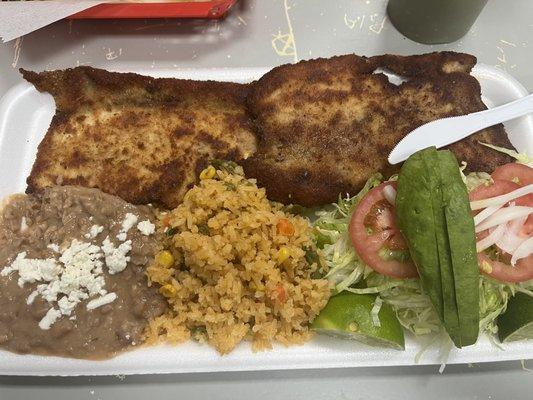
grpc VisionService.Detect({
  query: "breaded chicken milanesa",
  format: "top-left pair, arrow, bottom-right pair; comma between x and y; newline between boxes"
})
22,52 -> 512,208
22,67 -> 256,208
243,52 -> 512,206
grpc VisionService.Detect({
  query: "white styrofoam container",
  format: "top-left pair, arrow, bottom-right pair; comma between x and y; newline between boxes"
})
0,64 -> 531,376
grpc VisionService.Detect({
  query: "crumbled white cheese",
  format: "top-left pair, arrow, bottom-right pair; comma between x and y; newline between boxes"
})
20,217 -> 28,233
2,229 -> 136,329
1,240 -> 110,329
137,220 -> 155,236
116,213 -> 138,241
102,237 -> 132,274
26,290 -> 39,305
122,213 -> 138,231
116,232 -> 127,242
38,308 -> 61,330
57,295 -> 78,316
1,252 -> 61,287
58,241 -> 104,290
84,224 -> 104,239
47,244 -> 60,253
86,292 -> 117,310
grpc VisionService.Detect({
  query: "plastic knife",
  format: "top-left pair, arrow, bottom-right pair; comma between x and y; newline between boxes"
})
388,93 -> 533,165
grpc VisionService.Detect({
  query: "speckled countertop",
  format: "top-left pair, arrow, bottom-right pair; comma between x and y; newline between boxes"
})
0,1 -> 532,399
1,0 -> 532,90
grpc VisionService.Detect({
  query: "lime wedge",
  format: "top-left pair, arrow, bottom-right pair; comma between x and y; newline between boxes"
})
311,292 -> 405,350
498,292 -> 533,343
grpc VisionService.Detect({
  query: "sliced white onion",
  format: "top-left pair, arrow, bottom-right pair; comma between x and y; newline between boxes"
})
475,206 -> 533,233
382,185 -> 397,206
494,216 -> 528,254
476,223 -> 507,253
470,184 -> 533,211
510,237 -> 533,266
473,204 -> 503,226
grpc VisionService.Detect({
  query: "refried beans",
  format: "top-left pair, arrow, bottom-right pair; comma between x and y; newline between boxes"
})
0,186 -> 167,360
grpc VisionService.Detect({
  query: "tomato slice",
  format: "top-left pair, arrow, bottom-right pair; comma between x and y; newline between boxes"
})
470,179 -> 533,235
478,253 -> 533,283
470,174 -> 533,283
492,164 -> 533,235
516,195 -> 533,237
469,179 -> 520,202
349,182 -> 418,279
492,163 -> 533,186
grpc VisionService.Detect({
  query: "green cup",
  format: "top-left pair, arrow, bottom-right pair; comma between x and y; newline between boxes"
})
387,0 -> 488,44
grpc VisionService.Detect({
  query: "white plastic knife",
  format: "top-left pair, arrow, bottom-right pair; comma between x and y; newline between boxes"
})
388,93 -> 533,165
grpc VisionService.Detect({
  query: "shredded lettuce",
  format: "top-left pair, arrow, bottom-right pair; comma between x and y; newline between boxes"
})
313,173 -> 382,292
313,174 -> 444,337
459,161 -> 468,184
479,276 -> 510,337
348,274 -> 442,336
460,161 -> 493,191
465,171 -> 493,192
479,276 -> 533,337
479,142 -> 533,165
371,296 -> 383,327
313,174 -> 533,346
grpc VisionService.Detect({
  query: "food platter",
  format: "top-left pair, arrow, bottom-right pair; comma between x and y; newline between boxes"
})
0,63 -> 532,376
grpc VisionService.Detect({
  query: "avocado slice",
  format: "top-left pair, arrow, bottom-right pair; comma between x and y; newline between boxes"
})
396,149 -> 444,323
397,147 -> 479,348
423,149 -> 461,346
438,151 -> 480,346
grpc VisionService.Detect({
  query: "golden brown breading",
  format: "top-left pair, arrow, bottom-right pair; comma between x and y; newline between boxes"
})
22,53 -> 513,208
242,52 -> 512,206
22,67 -> 256,208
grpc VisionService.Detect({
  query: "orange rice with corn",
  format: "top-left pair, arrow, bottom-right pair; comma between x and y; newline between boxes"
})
145,163 -> 331,354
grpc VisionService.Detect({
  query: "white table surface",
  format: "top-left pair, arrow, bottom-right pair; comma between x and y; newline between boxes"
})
0,0 -> 532,398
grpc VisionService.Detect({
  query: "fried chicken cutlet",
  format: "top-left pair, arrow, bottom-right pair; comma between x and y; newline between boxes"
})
22,67 -> 256,208
243,52 -> 512,206
23,53 -> 512,209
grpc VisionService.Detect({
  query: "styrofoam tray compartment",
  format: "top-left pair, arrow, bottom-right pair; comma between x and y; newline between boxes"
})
0,64 -> 531,376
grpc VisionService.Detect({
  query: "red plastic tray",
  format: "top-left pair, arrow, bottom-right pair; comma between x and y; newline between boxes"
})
70,1 -> 237,19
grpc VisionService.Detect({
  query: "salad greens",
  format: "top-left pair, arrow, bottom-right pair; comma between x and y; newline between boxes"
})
313,173 -> 443,337
314,173 -> 381,293
312,164 -> 533,346
479,142 -> 533,165
347,275 -> 442,336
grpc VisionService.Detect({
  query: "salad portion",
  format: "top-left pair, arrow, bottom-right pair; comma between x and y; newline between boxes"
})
312,146 -> 533,352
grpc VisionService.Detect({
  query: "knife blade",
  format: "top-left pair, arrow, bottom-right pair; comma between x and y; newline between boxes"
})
388,93 -> 533,165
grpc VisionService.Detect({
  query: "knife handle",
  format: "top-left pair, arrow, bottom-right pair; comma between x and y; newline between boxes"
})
479,93 -> 533,127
